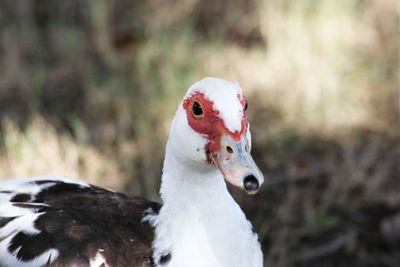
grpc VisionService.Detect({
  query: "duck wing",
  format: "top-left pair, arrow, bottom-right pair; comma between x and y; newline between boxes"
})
0,177 -> 160,267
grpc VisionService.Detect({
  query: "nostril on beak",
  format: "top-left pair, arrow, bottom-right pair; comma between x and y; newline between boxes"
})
243,175 -> 259,192
226,146 -> 233,154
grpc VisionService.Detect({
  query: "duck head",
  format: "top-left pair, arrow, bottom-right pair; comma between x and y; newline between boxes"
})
167,77 -> 264,194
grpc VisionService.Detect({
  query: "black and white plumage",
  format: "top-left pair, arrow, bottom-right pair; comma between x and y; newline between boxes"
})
0,77 -> 264,267
0,177 -> 160,267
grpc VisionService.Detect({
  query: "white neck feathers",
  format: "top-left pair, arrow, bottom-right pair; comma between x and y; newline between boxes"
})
152,138 -> 263,267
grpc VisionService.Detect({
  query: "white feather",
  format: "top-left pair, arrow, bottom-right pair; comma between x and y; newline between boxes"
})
0,203 -> 40,218
89,250 -> 109,267
0,213 -> 42,238
141,207 -> 158,226
186,77 -> 245,133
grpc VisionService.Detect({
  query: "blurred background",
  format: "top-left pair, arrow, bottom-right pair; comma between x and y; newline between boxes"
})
0,0 -> 398,266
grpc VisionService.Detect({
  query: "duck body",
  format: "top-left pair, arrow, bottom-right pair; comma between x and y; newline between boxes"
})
0,77 -> 264,267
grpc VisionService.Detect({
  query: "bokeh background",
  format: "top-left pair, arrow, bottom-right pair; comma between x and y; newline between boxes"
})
0,0 -> 399,266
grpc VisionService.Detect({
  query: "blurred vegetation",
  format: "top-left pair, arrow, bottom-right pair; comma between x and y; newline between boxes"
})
0,0 -> 398,266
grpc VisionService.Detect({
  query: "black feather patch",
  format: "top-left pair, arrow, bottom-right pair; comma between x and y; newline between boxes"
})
159,252 -> 171,265
8,230 -> 53,261
10,193 -> 31,202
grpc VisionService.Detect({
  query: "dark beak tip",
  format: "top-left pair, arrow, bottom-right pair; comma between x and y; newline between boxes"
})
243,174 -> 259,194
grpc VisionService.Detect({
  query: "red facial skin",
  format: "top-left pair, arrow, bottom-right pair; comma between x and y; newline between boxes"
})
182,91 -> 248,155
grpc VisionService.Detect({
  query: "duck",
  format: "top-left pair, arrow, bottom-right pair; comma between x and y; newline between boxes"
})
0,77 -> 264,267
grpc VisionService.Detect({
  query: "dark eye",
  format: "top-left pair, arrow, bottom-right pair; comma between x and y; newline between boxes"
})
192,101 -> 204,118
245,100 -> 248,111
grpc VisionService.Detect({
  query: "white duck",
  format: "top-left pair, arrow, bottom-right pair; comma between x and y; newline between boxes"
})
0,77 -> 264,267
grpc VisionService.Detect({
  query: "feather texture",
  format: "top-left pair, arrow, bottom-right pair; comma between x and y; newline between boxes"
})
0,177 -> 160,267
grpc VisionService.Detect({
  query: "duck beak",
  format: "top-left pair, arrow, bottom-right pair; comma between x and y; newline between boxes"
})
210,134 -> 264,195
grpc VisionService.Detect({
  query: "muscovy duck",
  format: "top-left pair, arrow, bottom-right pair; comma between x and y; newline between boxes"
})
0,77 -> 264,267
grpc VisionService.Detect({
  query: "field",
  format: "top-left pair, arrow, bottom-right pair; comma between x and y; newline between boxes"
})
0,1 -> 399,266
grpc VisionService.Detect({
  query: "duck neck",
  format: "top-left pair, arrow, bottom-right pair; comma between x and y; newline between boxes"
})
160,149 -> 230,207
152,144 -> 262,267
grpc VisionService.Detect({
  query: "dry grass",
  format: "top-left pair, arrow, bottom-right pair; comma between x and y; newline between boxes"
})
0,117 -> 126,189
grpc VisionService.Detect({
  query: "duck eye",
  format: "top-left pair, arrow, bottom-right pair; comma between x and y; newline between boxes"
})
192,101 -> 204,118
245,100 -> 248,111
